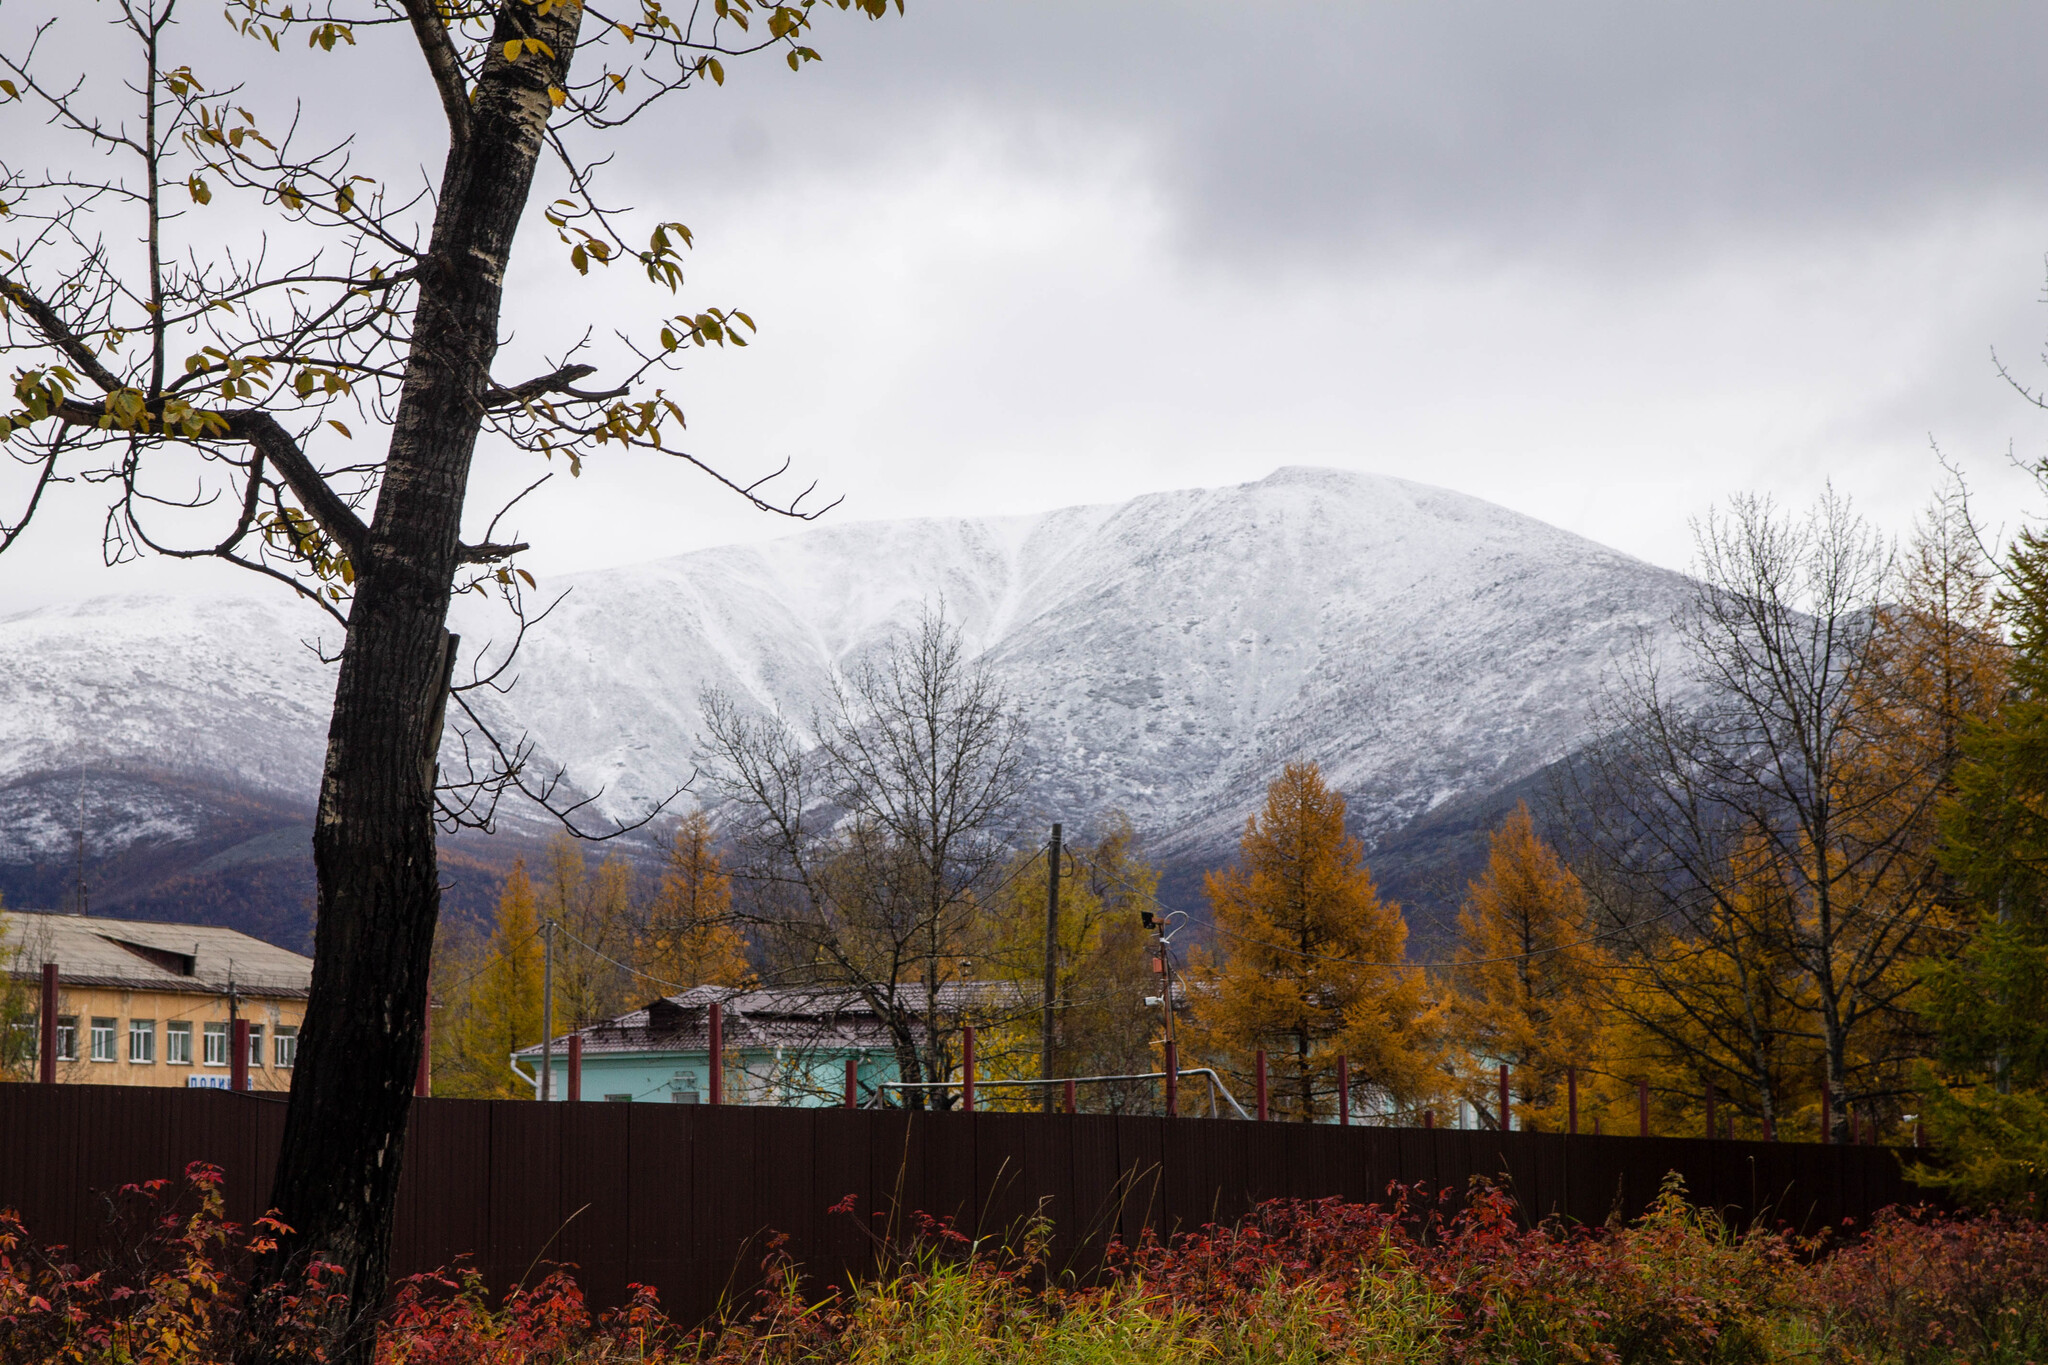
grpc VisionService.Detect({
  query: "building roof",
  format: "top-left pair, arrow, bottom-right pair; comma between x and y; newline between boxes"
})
0,910 -> 312,999
513,981 -> 1031,1060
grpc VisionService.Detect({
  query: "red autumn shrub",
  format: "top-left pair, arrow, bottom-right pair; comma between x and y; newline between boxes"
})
0,1161 -> 342,1365
1795,1203 -> 2048,1365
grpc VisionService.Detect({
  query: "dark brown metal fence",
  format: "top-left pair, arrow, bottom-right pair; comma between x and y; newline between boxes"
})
0,1085 -> 1922,1325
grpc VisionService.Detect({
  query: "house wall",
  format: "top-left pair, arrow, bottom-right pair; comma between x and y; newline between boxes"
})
523,1047 -> 900,1106
38,984 -> 304,1091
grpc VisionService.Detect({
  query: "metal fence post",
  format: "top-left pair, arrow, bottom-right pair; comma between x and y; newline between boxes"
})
1064,1077 -> 1077,1114
1636,1079 -> 1649,1137
1163,1040 -> 1177,1117
1567,1066 -> 1578,1135
415,1005 -> 432,1099
567,1034 -> 582,1103
1499,1063 -> 1511,1132
1255,1049 -> 1268,1121
708,1002 -> 723,1106
38,963 -> 57,1085
232,1019 -> 250,1092
1422,1107 -> 1433,1130
962,1025 -> 975,1113
1704,1083 -> 1716,1140
1336,1054 -> 1349,1126
845,1057 -> 859,1108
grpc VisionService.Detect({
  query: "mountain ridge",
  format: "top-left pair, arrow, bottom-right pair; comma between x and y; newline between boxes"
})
0,467 -> 1689,949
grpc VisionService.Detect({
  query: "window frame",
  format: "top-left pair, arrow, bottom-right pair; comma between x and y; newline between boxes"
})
129,1018 -> 156,1065
165,1020 -> 193,1065
89,1017 -> 116,1063
274,1027 -> 298,1069
202,1021 -> 228,1067
247,1023 -> 265,1068
56,1016 -> 77,1061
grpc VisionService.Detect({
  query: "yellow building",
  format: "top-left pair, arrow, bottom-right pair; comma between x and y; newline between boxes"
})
2,911 -> 311,1092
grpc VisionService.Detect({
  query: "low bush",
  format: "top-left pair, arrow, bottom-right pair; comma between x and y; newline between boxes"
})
4,1163 -> 2046,1364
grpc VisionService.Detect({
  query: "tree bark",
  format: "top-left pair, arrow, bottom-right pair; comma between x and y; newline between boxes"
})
260,5 -> 583,1354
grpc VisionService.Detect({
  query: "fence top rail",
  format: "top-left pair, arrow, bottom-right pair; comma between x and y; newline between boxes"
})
877,1068 -> 1253,1120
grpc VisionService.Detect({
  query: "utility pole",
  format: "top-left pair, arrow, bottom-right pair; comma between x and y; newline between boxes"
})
540,919 -> 556,1102
1040,823 -> 1061,1114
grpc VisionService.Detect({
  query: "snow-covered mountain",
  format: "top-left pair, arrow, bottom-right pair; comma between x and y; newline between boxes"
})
0,467 -> 1691,941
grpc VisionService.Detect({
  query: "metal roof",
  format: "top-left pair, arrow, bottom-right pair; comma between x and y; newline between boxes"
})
512,981 -> 1031,1059
0,910 -> 312,999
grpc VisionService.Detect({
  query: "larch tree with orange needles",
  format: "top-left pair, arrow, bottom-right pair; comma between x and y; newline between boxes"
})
639,811 -> 754,991
1443,803 -> 1615,1131
1186,762 -> 1437,1123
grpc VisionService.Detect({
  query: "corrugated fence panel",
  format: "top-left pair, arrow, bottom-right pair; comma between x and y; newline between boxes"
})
0,1083 -> 1945,1322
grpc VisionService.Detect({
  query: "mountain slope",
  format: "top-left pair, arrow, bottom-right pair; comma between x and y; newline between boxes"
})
0,467 -> 1690,946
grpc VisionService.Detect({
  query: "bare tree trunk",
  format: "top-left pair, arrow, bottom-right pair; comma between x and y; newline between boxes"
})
263,6 -> 582,1348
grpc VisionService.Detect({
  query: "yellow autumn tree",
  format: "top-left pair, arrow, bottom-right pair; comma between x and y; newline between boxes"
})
977,814 -> 1162,1112
432,859 -> 545,1099
639,812 -> 754,992
1601,838 -> 1824,1139
1443,804 -> 1618,1131
1186,762 -> 1437,1122
538,833 -> 639,1030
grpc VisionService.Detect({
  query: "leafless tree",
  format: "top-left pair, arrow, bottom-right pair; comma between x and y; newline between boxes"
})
1576,491 -> 1946,1141
699,608 -> 1027,1106
0,0 -> 895,1347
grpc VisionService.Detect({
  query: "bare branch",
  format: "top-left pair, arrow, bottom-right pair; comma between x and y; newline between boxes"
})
397,0 -> 473,148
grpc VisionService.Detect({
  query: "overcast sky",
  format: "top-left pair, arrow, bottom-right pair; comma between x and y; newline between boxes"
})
7,0 -> 2048,612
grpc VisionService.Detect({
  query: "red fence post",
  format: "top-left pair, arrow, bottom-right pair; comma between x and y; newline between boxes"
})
707,1002 -> 723,1106
38,963 -> 57,1086
232,1020 -> 250,1092
1820,1088 -> 1832,1144
567,1034 -> 582,1103
1636,1079 -> 1650,1137
415,1006 -> 433,1099
1567,1065 -> 1578,1135
1255,1049 -> 1268,1121
1499,1063 -> 1511,1132
1163,1040 -> 1178,1117
1064,1077 -> 1077,1114
1336,1054 -> 1350,1126
1422,1108 -> 1433,1130
1763,1112 -> 1775,1142
1704,1083 -> 1715,1140
962,1025 -> 975,1113
845,1057 -> 859,1108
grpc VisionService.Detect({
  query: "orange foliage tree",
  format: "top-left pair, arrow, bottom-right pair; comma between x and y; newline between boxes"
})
639,812 -> 754,991
1444,804 -> 1615,1131
1186,762 -> 1437,1122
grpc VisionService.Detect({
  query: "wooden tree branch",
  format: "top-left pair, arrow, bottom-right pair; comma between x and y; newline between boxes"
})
458,539 -> 529,562
398,0 -> 473,147
0,272 -> 129,393
481,362 -> 621,407
219,411 -> 370,562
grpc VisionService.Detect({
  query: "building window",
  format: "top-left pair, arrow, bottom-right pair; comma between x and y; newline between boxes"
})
203,1021 -> 228,1066
247,1024 -> 265,1068
57,1017 -> 77,1061
129,1019 -> 156,1064
90,1018 -> 116,1062
165,1021 -> 193,1065
274,1027 -> 297,1069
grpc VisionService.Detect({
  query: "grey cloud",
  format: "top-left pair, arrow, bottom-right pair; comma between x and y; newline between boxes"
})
623,1 -> 2048,265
